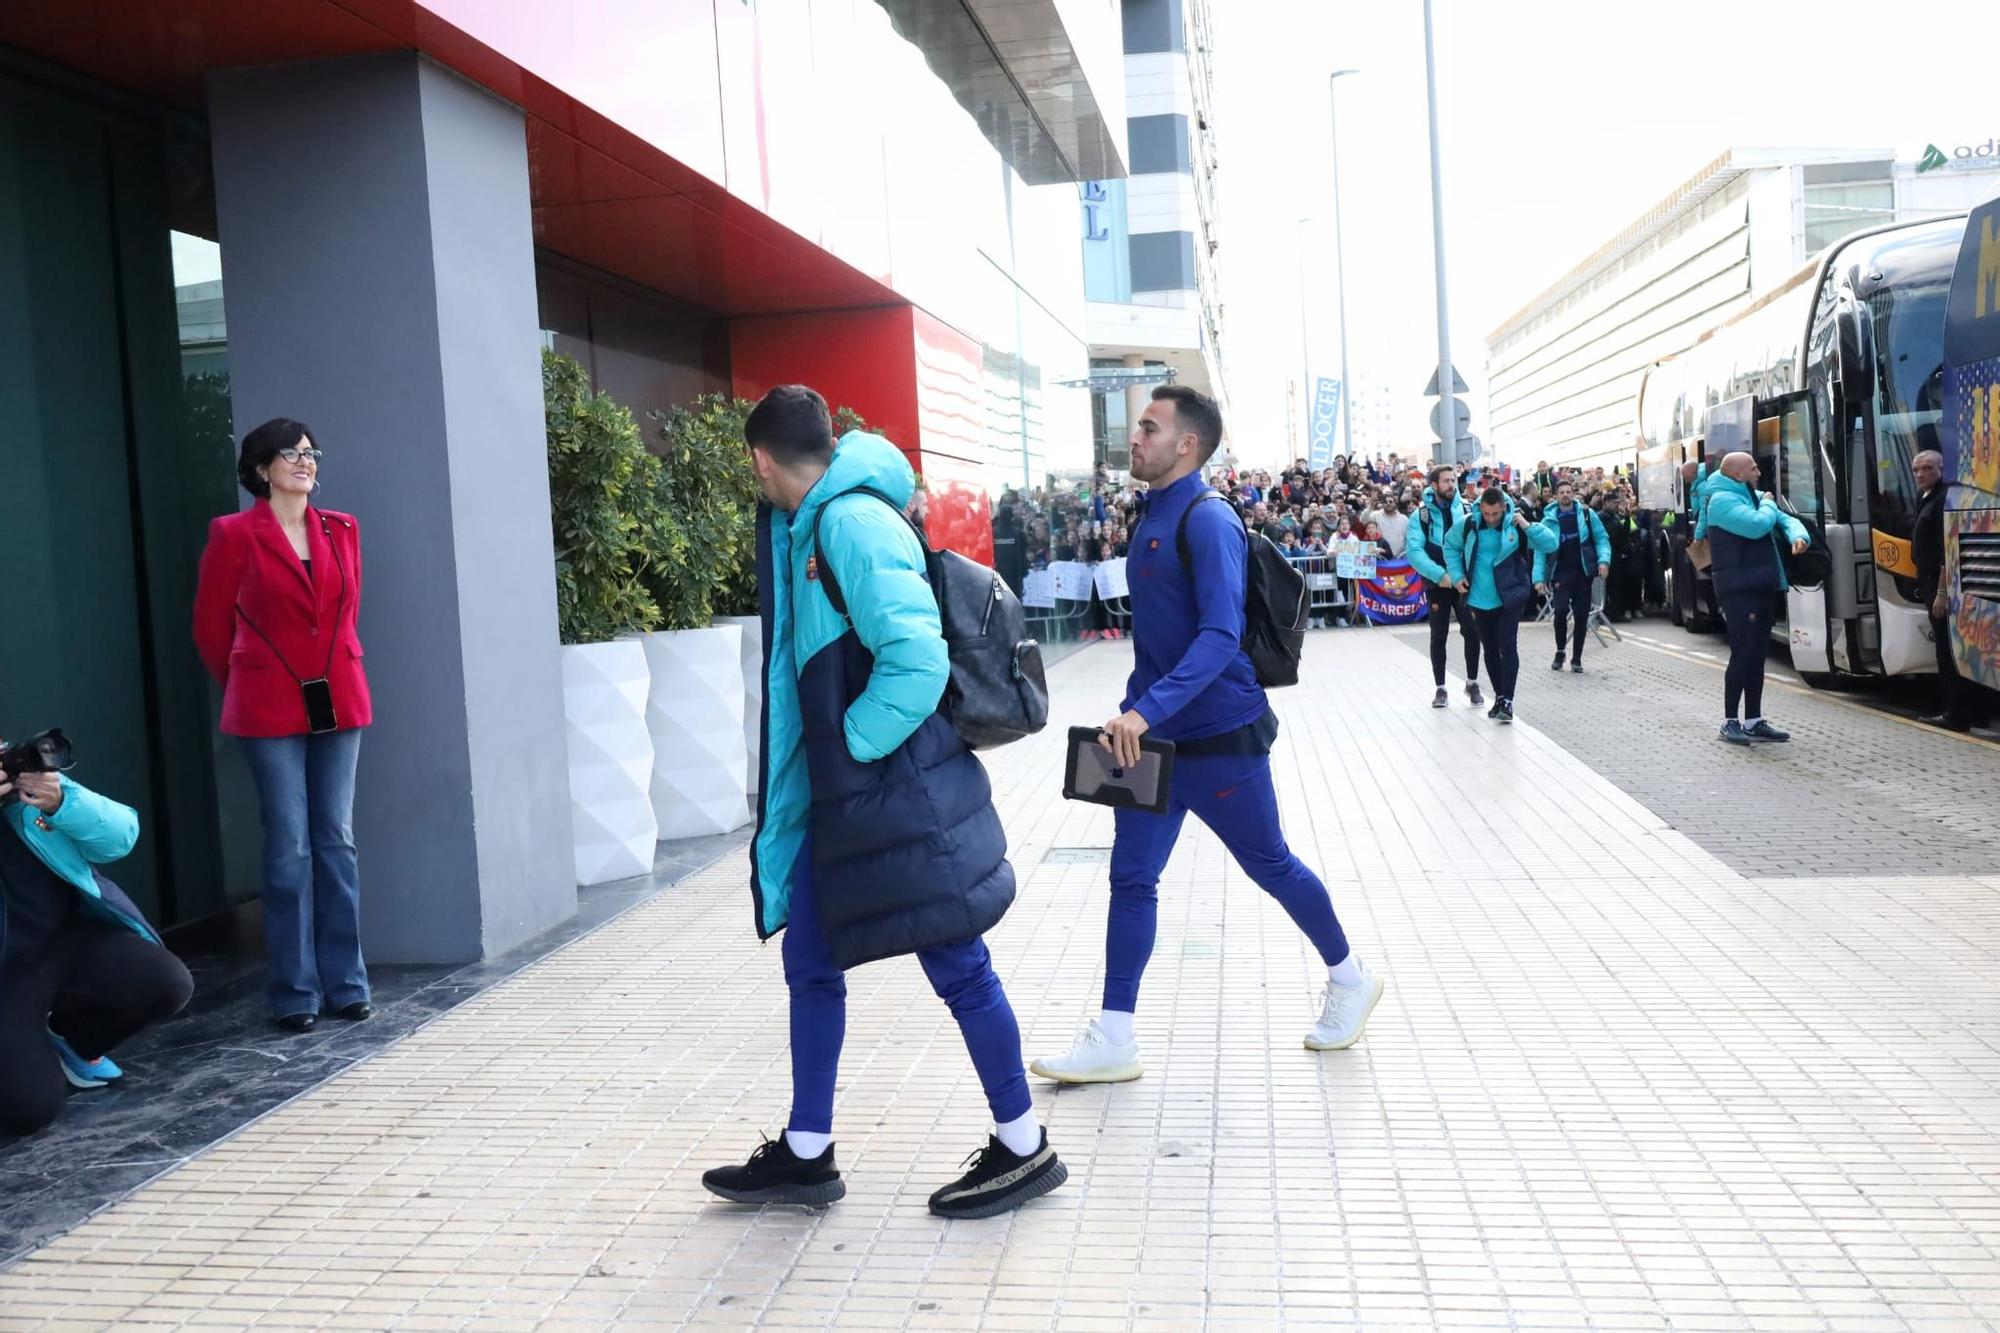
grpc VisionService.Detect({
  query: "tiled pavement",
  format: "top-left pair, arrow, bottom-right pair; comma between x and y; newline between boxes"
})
3,636 -> 1999,1329
1383,617 -> 2000,880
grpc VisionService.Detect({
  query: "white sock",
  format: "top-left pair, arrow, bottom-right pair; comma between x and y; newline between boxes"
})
995,1110 -> 1042,1157
1745,716 -> 1763,727
1328,955 -> 1365,988
785,1129 -> 832,1160
1096,1009 -> 1135,1045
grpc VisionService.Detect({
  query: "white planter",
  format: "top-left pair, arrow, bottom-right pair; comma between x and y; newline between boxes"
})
714,614 -> 764,798
642,625 -> 752,839
560,640 -> 657,886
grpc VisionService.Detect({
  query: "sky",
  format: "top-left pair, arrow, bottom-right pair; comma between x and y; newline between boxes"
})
1208,0 -> 1994,470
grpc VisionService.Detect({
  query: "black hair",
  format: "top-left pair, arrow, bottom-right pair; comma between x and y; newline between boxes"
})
1428,464 -> 1453,486
1152,384 -> 1224,464
237,418 -> 318,499
1479,486 -> 1506,507
744,384 -> 834,467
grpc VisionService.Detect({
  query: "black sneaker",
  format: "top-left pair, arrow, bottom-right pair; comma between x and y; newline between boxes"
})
928,1130 -> 1068,1219
1465,681 -> 1484,707
1744,719 -> 1790,742
1551,652 -> 1565,671
1496,700 -> 1514,724
1485,699 -> 1503,719
1431,687 -> 1448,709
1570,660 -> 1584,673
1718,720 -> 1751,746
703,1136 -> 846,1207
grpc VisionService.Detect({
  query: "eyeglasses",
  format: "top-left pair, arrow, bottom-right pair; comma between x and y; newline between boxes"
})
277,447 -> 323,464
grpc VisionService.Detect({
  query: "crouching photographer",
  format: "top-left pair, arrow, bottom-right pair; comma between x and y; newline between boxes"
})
0,732 -> 192,1137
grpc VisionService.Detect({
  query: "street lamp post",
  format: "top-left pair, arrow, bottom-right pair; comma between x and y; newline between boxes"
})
1420,0 -> 1455,462
1326,69 -> 1358,462
1294,216 -> 1313,464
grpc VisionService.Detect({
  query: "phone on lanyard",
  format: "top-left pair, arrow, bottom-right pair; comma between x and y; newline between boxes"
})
301,679 -> 339,735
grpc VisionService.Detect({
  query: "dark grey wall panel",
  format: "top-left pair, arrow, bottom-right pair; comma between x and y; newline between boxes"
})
1128,114 -> 1190,175
1123,0 -> 1184,54
1130,229 -> 1196,292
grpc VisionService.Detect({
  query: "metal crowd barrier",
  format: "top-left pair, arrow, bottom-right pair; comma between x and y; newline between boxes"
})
1285,553 -> 1359,628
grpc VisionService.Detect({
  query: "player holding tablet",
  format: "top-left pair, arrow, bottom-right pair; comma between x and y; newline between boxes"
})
1032,386 -> 1383,1085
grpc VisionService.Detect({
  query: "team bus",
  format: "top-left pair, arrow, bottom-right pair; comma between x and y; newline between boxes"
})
1635,213 -> 1965,688
1940,192 -> 2000,692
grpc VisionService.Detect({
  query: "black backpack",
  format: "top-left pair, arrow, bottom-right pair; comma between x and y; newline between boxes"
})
1175,490 -> 1308,688
813,488 -> 1049,751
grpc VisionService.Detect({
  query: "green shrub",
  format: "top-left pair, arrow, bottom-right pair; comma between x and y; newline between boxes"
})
544,350 -> 676,645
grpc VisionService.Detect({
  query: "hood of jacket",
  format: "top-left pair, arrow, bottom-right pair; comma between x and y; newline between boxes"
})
789,431 -> 916,539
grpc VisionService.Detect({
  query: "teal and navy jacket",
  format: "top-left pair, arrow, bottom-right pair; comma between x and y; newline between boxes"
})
1405,486 -> 1470,587
1697,474 -> 1809,597
748,432 -> 1012,968
1,777 -> 160,956
1444,496 -> 1560,611
1530,500 -> 1613,584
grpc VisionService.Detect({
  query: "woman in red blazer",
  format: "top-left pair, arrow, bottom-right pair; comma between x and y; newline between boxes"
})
194,419 -> 372,1034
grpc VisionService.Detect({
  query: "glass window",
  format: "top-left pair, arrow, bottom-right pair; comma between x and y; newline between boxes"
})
1776,397 -> 1820,516
1804,180 -> 1894,254
1866,278 -> 1949,536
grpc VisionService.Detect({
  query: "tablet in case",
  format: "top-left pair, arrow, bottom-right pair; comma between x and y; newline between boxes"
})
1062,726 -> 1176,814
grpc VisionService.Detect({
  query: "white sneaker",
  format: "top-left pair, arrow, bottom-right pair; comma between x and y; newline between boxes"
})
1305,963 -> 1385,1051
1029,1021 -> 1143,1084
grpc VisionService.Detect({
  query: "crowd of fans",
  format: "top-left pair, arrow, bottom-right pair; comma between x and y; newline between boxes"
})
993,453 -> 1660,624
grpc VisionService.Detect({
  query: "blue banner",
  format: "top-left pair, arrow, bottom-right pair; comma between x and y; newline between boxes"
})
1308,377 -> 1343,470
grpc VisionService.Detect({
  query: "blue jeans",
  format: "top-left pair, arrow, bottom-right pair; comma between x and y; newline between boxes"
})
1106,750 -> 1350,1012
782,846 -> 1030,1135
240,729 -> 368,1018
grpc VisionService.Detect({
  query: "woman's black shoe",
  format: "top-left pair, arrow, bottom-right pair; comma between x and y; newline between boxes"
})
275,1012 -> 316,1034
333,1002 -> 372,1022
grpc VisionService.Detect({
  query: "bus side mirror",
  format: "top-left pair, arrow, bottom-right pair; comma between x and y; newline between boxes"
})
1834,300 -> 1869,409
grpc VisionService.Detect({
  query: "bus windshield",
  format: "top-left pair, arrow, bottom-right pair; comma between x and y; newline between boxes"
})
1866,278 -> 1949,538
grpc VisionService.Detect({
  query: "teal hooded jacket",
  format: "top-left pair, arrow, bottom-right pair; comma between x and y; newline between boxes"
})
747,432 -> 1012,966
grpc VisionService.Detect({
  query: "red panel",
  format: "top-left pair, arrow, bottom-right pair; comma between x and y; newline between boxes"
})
729,308 -> 921,464
916,454 -> 996,566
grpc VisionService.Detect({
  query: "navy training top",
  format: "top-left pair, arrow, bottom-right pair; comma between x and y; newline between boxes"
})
1121,470 -> 1268,742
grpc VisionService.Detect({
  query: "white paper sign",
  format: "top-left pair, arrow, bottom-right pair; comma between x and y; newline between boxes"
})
1051,561 -> 1095,601
1093,558 -> 1130,601
1022,568 -> 1057,609
1333,538 -> 1377,580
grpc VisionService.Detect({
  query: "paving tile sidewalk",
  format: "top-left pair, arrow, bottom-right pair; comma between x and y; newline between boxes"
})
2,636 -> 1998,1329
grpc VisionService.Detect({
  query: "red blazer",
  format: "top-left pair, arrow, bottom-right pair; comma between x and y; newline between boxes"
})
193,500 -> 371,738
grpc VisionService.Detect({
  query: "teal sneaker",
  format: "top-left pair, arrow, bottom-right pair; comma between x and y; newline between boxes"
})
49,1031 -> 121,1089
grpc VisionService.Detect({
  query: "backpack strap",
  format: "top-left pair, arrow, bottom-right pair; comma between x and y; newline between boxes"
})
1174,489 -> 1244,569
810,486 -> 921,620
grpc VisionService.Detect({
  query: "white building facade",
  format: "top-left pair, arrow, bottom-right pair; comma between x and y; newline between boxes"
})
1485,146 -> 2000,471
1080,0 -> 1228,469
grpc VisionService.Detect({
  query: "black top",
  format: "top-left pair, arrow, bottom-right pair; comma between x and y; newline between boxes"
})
1913,484 -> 1946,600
0,817 -> 76,972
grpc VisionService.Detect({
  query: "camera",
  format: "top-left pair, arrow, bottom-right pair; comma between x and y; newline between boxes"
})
0,729 -> 74,790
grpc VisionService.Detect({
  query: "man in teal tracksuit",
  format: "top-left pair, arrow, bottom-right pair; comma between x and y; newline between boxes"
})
1444,487 -> 1560,723
1694,452 -> 1808,744
701,385 -> 1066,1220
1531,480 -> 1613,672
1405,466 -> 1483,709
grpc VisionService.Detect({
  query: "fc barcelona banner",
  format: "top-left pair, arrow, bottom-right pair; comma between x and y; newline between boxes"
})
1357,559 -> 1429,624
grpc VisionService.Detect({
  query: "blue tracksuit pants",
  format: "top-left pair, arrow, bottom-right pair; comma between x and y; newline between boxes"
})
1105,750 -> 1350,1012
782,851 -> 1031,1135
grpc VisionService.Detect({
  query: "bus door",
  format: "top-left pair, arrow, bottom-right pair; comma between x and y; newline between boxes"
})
1759,391 -> 1834,672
